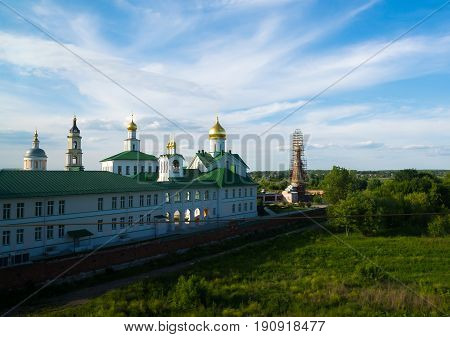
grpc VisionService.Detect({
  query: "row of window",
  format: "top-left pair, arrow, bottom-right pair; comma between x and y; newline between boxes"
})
224,187 -> 254,199
117,165 -> 156,176
2,200 -> 66,220
2,225 -> 65,246
164,190 -> 217,204
231,202 -> 254,213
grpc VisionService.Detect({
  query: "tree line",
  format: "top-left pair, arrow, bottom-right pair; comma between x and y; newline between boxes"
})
322,167 -> 450,236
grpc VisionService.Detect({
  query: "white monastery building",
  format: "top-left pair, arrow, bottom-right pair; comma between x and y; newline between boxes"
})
0,116 -> 257,268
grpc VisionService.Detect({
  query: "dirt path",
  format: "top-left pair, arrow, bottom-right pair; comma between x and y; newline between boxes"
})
19,223 -> 318,315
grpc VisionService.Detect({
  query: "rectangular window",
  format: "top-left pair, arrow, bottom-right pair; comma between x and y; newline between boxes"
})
250,202 -> 253,210
128,196 -> 133,208
148,166 -> 152,173
58,200 -> 65,215
154,194 -> 158,205
2,230 -> 10,246
250,188 -> 254,197
204,190 -> 209,200
140,195 -> 144,207
98,198 -> 103,211
118,166 -> 122,175
112,197 -> 117,209
120,217 -> 125,229
244,203 -> 248,211
35,202 -> 42,217
244,188 -> 248,197
58,225 -> 65,238
128,216 -> 133,227
140,166 -> 145,173
47,225 -> 54,240
232,189 -> 236,198
120,196 -> 125,208
225,190 -> 228,199
126,166 -> 130,175
112,218 -> 117,231
16,229 -> 24,245
195,191 -> 200,201
174,192 -> 181,203
185,191 -> 191,201
97,220 -> 103,232
16,203 -> 24,218
232,204 -> 235,213
238,189 -> 242,198
139,214 -> 144,225
35,227 -> 42,241
47,201 -> 54,215
146,214 -> 151,225
165,193 -> 170,203
147,195 -> 151,206
133,166 -> 138,175
2,204 -> 11,220
238,203 -> 242,212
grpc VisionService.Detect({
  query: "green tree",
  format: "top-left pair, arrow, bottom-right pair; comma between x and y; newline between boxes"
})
321,166 -> 361,204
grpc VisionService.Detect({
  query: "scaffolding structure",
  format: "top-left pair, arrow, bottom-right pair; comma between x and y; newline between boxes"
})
290,129 -> 307,196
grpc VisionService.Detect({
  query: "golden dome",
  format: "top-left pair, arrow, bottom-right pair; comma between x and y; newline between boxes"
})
127,115 -> 137,131
166,138 -> 176,149
209,116 -> 226,139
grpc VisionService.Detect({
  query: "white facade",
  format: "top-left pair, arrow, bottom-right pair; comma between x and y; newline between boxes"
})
101,159 -> 158,176
0,184 -> 257,267
0,116 -> 258,268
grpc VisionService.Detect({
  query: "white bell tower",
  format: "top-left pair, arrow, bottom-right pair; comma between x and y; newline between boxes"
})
65,117 -> 84,171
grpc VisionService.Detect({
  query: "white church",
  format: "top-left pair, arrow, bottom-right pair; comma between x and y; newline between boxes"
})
0,116 -> 257,268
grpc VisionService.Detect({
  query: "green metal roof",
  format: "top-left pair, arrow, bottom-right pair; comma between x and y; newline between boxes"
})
196,168 -> 257,188
195,151 -> 249,169
67,229 -> 93,238
0,168 -> 256,200
100,151 -> 157,162
0,170 -> 152,199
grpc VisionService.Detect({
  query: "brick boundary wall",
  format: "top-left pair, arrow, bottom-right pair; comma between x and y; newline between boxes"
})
0,209 -> 325,290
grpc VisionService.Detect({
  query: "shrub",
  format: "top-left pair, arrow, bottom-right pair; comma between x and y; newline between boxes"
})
171,275 -> 209,310
427,215 -> 449,237
356,263 -> 388,282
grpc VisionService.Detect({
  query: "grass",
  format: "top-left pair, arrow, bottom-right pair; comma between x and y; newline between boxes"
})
34,231 -> 450,317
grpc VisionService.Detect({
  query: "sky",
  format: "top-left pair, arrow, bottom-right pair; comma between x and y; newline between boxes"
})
0,0 -> 449,171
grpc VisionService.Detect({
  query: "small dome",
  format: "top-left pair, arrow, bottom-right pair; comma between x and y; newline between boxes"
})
166,139 -> 176,149
209,116 -> 226,139
24,148 -> 47,158
127,115 -> 137,131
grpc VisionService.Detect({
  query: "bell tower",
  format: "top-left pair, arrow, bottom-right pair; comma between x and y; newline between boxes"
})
65,116 -> 84,171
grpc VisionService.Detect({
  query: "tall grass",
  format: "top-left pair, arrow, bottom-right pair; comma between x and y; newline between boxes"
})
36,232 -> 449,317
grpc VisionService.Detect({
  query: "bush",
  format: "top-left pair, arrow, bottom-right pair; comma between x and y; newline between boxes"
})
356,263 -> 388,282
427,215 -> 449,237
171,275 -> 209,310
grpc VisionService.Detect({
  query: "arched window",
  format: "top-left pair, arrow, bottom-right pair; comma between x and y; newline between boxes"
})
195,190 -> 200,200
73,141 -> 78,149
72,156 -> 77,165
173,159 -> 180,172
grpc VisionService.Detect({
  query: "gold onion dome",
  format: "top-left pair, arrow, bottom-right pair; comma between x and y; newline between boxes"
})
127,115 -> 137,131
167,138 -> 176,149
209,116 -> 226,139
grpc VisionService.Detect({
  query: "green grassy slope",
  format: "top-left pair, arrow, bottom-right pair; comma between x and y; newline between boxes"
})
37,232 -> 449,317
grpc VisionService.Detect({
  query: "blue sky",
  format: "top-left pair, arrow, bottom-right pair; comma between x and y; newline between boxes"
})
0,0 -> 449,170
